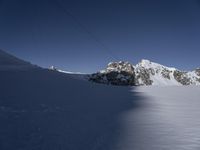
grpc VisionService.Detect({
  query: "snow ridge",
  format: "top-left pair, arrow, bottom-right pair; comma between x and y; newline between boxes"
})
90,60 -> 200,86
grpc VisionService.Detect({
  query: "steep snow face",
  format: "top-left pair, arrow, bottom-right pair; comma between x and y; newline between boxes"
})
135,59 -> 200,86
90,60 -> 200,86
135,59 -> 180,86
136,59 -> 176,71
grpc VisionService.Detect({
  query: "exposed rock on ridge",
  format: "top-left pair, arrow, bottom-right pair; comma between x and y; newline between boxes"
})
90,61 -> 135,85
89,60 -> 200,86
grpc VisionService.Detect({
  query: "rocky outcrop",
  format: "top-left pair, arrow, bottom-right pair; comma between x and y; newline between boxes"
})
49,66 -> 58,71
173,70 -> 191,85
195,69 -> 200,76
89,60 -> 200,86
161,69 -> 171,79
89,61 -> 135,85
90,71 -> 135,85
135,67 -> 153,85
105,61 -> 135,74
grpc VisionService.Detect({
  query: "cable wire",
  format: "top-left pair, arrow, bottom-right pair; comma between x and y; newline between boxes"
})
52,0 -> 119,60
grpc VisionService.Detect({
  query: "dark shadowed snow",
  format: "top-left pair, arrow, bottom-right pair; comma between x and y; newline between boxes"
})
0,68 -> 141,150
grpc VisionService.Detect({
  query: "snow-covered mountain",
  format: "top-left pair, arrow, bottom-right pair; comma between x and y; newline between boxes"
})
2,48 -> 198,86
90,60 -> 200,86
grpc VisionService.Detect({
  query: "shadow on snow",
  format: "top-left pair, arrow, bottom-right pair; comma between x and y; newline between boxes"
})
0,69 -> 145,150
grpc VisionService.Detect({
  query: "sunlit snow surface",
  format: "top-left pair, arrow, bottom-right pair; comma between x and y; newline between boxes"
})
114,86 -> 200,150
136,59 -> 182,86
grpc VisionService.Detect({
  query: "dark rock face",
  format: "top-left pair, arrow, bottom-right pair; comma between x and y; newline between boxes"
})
161,69 -> 171,79
89,73 -> 108,84
90,71 -> 135,86
173,70 -> 191,85
195,69 -> 200,76
196,78 -> 200,82
194,69 -> 200,83
106,61 -> 135,74
149,68 -> 156,76
135,67 -> 153,85
89,61 -> 136,86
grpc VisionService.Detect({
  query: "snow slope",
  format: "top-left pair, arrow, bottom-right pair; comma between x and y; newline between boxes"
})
114,86 -> 200,150
1,49 -> 200,150
0,49 -> 139,150
49,66 -> 89,81
0,49 -> 35,70
135,59 -> 181,86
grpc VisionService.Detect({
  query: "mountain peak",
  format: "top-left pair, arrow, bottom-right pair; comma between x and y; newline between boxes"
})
140,59 -> 151,64
90,60 -> 200,86
106,61 -> 134,74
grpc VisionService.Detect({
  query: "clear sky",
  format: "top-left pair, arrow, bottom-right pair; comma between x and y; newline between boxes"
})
0,0 -> 200,73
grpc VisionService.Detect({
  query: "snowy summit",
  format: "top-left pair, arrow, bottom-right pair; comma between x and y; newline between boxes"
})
90,60 -> 200,86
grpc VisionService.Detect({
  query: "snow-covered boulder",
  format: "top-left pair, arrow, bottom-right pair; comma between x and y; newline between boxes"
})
49,66 -> 58,71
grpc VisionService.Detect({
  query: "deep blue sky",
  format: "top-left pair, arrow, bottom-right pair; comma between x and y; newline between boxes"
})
0,0 -> 200,73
